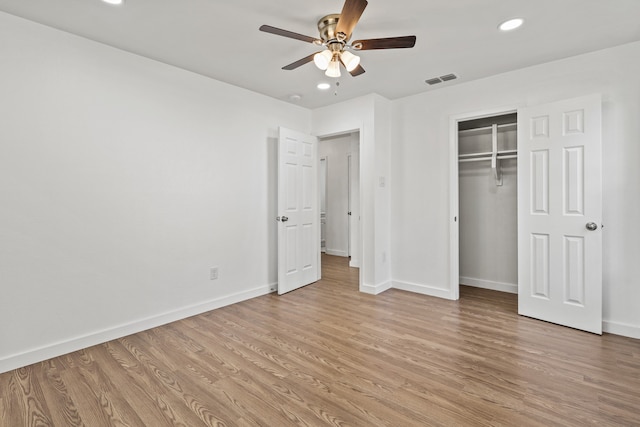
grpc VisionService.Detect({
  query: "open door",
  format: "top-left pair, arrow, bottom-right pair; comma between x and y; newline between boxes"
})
277,127 -> 320,294
518,94 -> 602,334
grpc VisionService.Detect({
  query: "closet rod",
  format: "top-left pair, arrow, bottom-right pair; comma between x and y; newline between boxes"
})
458,122 -> 517,133
458,154 -> 517,163
459,149 -> 517,159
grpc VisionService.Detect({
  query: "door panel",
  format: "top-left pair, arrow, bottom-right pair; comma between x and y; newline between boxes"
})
518,94 -> 602,334
277,127 -> 320,294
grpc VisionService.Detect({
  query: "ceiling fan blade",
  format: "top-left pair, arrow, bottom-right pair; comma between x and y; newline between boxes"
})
335,0 -> 368,38
282,53 -> 318,70
259,25 -> 321,44
349,64 -> 366,77
352,36 -> 416,50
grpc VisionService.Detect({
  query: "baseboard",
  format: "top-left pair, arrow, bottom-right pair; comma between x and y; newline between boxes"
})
460,276 -> 518,294
0,283 -> 276,374
361,281 -> 392,295
349,258 -> 360,268
392,280 -> 455,300
326,248 -> 349,257
603,320 -> 640,339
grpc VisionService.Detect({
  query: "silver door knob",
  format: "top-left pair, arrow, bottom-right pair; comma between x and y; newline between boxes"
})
585,222 -> 598,231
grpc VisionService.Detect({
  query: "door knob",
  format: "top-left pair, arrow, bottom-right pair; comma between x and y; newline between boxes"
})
585,222 -> 598,231
281,216 -> 289,222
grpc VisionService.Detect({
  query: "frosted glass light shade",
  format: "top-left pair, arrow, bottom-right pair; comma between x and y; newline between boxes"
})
340,50 -> 360,72
313,50 -> 333,70
325,59 -> 341,78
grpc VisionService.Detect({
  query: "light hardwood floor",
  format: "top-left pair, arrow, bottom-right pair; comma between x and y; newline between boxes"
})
1,254 -> 639,426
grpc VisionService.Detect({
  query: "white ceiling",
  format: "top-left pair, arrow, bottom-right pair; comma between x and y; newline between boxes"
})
1,0 -> 639,109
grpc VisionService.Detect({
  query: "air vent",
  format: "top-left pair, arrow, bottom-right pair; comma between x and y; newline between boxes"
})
425,73 -> 458,85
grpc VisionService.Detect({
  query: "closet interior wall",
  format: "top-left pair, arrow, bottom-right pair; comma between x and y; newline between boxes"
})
458,117 -> 518,294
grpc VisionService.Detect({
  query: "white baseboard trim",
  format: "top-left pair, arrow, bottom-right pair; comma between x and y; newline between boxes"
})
0,283 -> 276,374
361,281 -> 392,295
392,280 -> 455,300
603,320 -> 640,339
349,258 -> 360,268
326,248 -> 349,257
460,276 -> 518,294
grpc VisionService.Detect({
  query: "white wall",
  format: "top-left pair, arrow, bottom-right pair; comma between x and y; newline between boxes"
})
0,12 -> 311,373
390,41 -> 640,338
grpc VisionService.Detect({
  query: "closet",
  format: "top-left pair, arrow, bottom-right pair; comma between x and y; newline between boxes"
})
458,113 -> 518,294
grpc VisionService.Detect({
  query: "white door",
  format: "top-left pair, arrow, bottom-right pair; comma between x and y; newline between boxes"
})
277,127 -> 320,295
518,94 -> 602,334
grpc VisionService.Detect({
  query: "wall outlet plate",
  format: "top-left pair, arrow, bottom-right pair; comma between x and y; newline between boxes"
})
210,267 -> 219,280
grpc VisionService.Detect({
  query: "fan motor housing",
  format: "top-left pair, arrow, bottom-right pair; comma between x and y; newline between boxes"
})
317,14 -> 349,42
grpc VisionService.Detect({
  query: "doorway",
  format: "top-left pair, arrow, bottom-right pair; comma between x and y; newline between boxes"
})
319,131 -> 361,273
449,107 -> 518,300
458,113 -> 518,295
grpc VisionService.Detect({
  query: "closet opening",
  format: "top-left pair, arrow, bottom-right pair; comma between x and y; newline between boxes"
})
457,112 -> 518,297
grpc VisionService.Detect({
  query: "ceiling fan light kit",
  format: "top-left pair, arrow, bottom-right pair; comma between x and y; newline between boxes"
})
260,0 -> 416,78
325,59 -> 342,78
340,50 -> 360,72
313,50 -> 333,70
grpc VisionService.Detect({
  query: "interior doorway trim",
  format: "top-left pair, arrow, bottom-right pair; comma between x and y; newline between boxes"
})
448,105 -> 519,300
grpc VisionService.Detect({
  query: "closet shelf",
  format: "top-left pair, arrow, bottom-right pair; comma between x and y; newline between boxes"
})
458,123 -> 517,186
458,122 -> 517,134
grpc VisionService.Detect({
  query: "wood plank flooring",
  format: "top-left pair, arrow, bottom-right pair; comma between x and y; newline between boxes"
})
1,254 -> 639,426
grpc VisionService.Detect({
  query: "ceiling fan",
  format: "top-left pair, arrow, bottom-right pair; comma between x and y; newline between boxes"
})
259,0 -> 416,78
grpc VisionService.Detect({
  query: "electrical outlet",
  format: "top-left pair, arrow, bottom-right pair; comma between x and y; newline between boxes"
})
210,267 -> 219,280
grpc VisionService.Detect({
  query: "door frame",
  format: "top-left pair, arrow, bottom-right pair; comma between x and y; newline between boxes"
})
320,156 -> 328,253
448,105 -> 520,300
317,128 -> 363,288
348,153 -> 352,258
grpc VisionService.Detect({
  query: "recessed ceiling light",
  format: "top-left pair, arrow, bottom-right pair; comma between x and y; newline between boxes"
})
317,83 -> 331,90
498,18 -> 524,31
289,94 -> 302,101
102,0 -> 124,5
